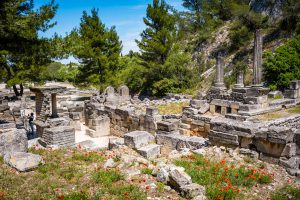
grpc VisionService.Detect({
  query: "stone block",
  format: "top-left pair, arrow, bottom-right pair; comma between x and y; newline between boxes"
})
208,130 -> 239,146
108,137 -> 124,150
157,121 -> 178,132
198,103 -> 210,114
209,105 -> 215,114
190,100 -> 207,109
146,107 -> 159,116
0,129 -> 28,156
281,143 -> 297,158
138,144 -> 160,159
290,80 -> 300,90
169,169 -> 192,190
42,126 -> 75,147
180,183 -> 206,199
268,91 -> 283,99
279,157 -> 300,169
284,89 -> 300,99
124,131 -> 155,149
4,152 -> 44,172
88,116 -> 110,137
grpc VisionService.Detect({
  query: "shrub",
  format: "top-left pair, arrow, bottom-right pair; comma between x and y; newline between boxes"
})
263,35 -> 300,91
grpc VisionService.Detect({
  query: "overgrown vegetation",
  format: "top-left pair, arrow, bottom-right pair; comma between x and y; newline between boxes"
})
271,185 -> 300,200
156,102 -> 189,115
0,147 -> 146,199
264,35 -> 300,91
174,154 -> 273,200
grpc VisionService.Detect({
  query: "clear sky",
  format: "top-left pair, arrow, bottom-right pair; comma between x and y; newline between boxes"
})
35,0 -> 184,55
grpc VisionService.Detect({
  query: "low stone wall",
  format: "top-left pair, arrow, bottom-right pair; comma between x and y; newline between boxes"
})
268,115 -> 300,129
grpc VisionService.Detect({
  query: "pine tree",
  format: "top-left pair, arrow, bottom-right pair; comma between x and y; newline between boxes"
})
136,0 -> 175,65
0,0 -> 57,96
71,9 -> 122,91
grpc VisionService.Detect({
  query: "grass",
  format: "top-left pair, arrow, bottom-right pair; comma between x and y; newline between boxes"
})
174,154 -> 273,200
156,102 -> 189,115
141,168 -> 153,175
271,185 -> 300,200
0,147 -> 146,200
287,105 -> 300,114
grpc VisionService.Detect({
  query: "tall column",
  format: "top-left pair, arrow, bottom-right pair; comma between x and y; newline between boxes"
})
253,29 -> 263,86
51,93 -> 58,118
214,53 -> 225,89
234,71 -> 244,88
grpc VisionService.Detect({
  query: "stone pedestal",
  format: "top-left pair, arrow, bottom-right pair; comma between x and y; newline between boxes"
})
234,71 -> 244,88
214,54 -> 226,89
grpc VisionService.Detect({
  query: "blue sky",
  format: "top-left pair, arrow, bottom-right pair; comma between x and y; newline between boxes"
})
35,0 -> 184,55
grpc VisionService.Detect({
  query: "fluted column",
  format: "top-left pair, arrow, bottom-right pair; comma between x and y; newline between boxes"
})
253,29 -> 263,86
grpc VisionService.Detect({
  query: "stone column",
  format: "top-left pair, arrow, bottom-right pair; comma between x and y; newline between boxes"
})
234,71 -> 244,88
214,53 -> 225,89
253,29 -> 263,86
51,93 -> 58,118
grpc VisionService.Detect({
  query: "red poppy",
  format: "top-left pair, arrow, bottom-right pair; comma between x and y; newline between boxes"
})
145,185 -> 150,190
0,192 -> 4,197
220,160 -> 226,165
124,192 -> 129,197
143,179 -> 146,183
57,195 -> 65,199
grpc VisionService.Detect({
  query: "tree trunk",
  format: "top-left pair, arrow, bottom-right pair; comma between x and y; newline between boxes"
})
20,83 -> 24,96
12,85 -> 20,96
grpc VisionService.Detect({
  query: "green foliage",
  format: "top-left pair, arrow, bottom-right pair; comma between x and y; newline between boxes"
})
136,0 -> 175,65
174,154 -> 273,200
92,169 -> 123,186
141,168 -> 153,175
271,185 -> 300,200
263,35 -> 300,90
70,9 -> 122,91
229,21 -> 252,51
0,0 -> 58,96
41,62 -> 79,83
280,0 -> 300,33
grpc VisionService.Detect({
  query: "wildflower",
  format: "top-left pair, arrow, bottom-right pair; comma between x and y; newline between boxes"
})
0,192 -> 4,197
220,160 -> 226,165
219,189 -> 223,193
143,179 -> 146,183
235,173 -> 238,177
145,185 -> 150,190
237,189 -> 241,193
231,165 -> 235,169
124,192 -> 129,197
56,195 -> 65,199
40,197 -> 43,200
244,177 -> 249,181
78,144 -> 81,149
251,168 -> 256,173
205,159 -> 209,163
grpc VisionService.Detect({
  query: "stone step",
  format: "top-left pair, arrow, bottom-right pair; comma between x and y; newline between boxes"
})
124,131 -> 155,149
138,144 -> 161,159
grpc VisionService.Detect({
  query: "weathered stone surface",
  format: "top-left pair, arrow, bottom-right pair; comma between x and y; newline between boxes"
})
239,148 -> 259,160
190,100 -> 207,109
109,137 -> 124,150
279,157 -> 300,169
76,140 -> 103,150
157,121 -> 178,132
157,167 -> 169,184
209,130 -> 239,146
104,158 -> 117,168
124,131 -> 155,149
180,183 -> 206,199
156,134 -> 207,154
169,169 -> 192,190
198,103 -> 210,114
138,144 -> 160,159
4,152 -> 43,172
259,153 -> 279,164
281,143 -> 297,158
42,126 -> 75,147
86,115 -> 110,137
0,129 -> 27,156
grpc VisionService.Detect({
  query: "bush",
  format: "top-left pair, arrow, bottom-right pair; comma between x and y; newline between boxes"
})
263,35 -> 300,91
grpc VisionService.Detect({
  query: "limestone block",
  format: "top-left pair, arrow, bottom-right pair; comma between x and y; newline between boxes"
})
281,143 -> 297,158
190,100 -> 207,109
279,157 -> 300,169
209,105 -> 215,114
284,89 -> 300,99
221,107 -> 227,115
169,169 -> 192,190
268,91 -> 283,99
4,152 -> 44,172
208,130 -> 239,146
124,131 -> 155,149
157,121 -> 178,132
42,126 -> 75,147
146,107 -> 159,116
290,80 -> 300,90
108,137 -> 124,150
0,129 -> 28,156
138,144 -> 161,159
198,103 -> 210,114
180,183 -> 206,199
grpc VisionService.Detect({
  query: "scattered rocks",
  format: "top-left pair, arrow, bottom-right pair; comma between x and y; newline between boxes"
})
180,183 -> 206,199
169,169 -> 192,190
0,129 -> 28,156
104,158 -> 117,168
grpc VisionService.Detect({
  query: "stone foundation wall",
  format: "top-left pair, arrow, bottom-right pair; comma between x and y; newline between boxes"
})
268,115 -> 300,129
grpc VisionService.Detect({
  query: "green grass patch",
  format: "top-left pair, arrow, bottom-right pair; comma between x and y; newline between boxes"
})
157,102 -> 189,115
96,184 -> 147,200
92,169 -> 123,186
287,105 -> 300,114
271,185 -> 300,200
0,156 -> 3,164
141,168 -> 153,175
72,151 -> 105,163
174,154 -> 273,200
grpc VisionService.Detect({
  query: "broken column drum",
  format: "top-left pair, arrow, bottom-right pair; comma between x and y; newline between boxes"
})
253,29 -> 263,86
